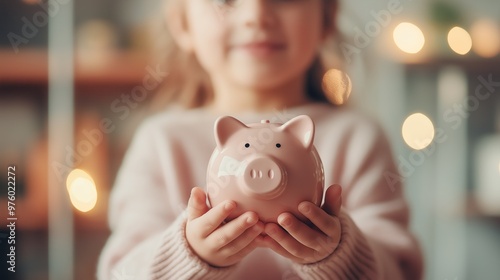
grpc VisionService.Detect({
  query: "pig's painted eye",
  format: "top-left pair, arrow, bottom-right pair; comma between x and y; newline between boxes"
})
245,143 -> 250,148
276,143 -> 282,148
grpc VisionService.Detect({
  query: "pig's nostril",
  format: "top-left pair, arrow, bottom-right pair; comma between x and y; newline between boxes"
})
241,157 -> 285,198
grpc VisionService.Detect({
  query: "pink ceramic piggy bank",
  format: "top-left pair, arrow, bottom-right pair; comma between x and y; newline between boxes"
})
206,115 -> 324,223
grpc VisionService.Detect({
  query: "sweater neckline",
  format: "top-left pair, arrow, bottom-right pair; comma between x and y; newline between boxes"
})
191,102 -> 333,121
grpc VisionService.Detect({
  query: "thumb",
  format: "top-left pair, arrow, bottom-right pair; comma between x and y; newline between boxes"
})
187,187 -> 209,221
322,184 -> 342,216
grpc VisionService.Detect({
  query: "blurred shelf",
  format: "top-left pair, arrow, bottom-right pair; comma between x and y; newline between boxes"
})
0,48 -> 149,88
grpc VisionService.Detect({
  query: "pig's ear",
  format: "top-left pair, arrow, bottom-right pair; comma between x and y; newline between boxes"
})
214,116 -> 248,148
280,115 -> 315,150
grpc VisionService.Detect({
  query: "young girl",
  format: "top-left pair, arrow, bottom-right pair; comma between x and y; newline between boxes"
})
98,0 -> 423,279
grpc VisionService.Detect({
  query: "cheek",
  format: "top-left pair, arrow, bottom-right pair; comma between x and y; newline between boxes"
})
186,3 -> 228,71
280,10 -> 323,77
287,11 -> 324,54
193,32 -> 226,72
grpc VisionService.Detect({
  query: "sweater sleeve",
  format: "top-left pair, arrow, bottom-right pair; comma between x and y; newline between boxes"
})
291,118 -> 424,280
149,211 -> 238,279
97,119 -> 238,280
291,210 -> 377,279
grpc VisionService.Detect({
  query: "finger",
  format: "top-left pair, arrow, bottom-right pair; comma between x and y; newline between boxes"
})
225,231 -> 265,265
264,222 -> 314,259
197,200 -> 236,237
208,212 -> 260,249
260,233 -> 302,263
322,184 -> 342,216
277,213 -> 329,252
187,187 -> 210,221
299,201 -> 340,238
218,220 -> 264,256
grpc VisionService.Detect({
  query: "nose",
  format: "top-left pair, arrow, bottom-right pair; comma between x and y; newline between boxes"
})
241,155 -> 286,199
239,0 -> 275,28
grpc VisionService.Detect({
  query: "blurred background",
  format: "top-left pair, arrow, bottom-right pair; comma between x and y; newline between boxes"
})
0,0 -> 499,279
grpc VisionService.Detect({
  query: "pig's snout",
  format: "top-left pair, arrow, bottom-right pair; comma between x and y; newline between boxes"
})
241,156 -> 286,199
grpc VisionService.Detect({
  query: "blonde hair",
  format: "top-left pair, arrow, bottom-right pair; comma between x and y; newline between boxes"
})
150,0 -> 342,110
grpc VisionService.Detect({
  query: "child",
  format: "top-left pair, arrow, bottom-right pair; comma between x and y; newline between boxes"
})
98,0 -> 423,279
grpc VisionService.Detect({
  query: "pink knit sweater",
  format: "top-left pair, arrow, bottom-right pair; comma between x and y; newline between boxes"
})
97,103 -> 423,280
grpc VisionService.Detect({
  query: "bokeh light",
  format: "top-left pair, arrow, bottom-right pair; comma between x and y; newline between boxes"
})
393,22 -> 425,54
66,169 -> 98,212
448,26 -> 472,55
322,69 -> 352,105
76,20 -> 118,70
402,113 -> 435,150
471,19 -> 500,58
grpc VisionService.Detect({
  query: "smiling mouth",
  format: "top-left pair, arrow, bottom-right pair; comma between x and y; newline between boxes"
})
236,42 -> 286,56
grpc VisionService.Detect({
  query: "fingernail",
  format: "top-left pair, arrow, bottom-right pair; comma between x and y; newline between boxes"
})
300,203 -> 310,214
280,217 -> 291,227
225,201 -> 235,211
332,185 -> 342,196
247,215 -> 256,224
189,188 -> 196,199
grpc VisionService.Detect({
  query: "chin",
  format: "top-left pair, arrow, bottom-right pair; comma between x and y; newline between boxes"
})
235,77 -> 290,92
232,70 -> 299,90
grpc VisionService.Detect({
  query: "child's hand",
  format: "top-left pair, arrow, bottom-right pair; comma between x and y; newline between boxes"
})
185,187 -> 264,267
262,185 -> 343,264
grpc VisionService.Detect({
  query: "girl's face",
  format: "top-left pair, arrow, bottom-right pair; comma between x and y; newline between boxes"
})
184,0 -> 325,90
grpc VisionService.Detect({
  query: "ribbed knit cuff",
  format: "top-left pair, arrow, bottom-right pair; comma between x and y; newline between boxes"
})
292,210 -> 378,280
150,212 -> 238,280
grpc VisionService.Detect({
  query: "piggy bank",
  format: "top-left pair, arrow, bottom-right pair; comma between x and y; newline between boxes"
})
206,115 -> 324,223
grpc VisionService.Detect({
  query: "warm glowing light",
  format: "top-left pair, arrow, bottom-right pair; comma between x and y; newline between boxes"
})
448,27 -> 472,55
322,69 -> 352,105
402,113 -> 435,150
76,20 -> 118,70
471,19 -> 500,58
66,169 -> 97,212
393,22 -> 425,54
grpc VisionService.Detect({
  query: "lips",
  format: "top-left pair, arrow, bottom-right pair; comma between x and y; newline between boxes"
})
236,41 -> 286,56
